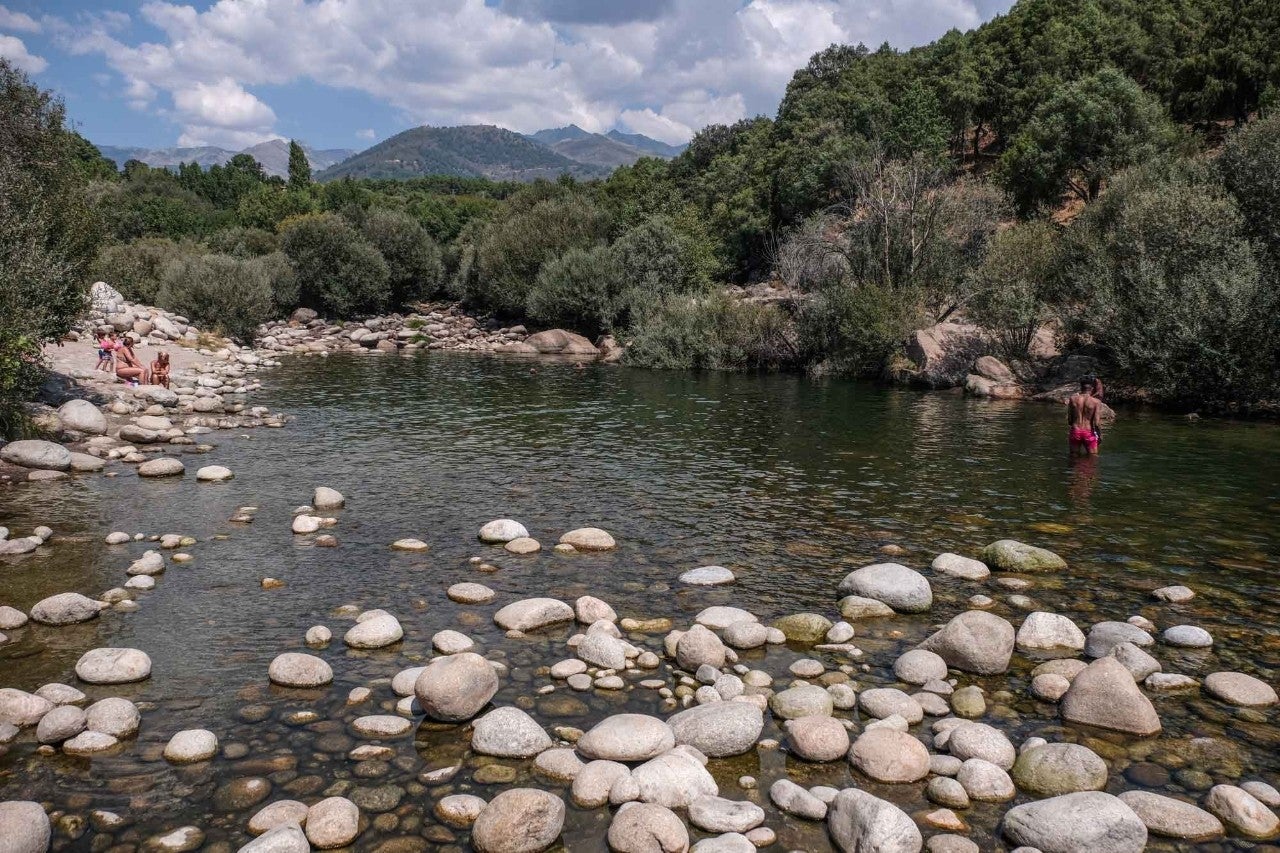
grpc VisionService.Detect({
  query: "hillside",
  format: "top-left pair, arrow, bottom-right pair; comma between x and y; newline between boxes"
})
529,124 -> 684,168
606,130 -> 686,158
96,140 -> 354,178
316,125 -> 610,182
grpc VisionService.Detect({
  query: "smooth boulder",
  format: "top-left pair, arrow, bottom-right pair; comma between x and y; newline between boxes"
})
494,598 -> 574,632
58,400 -> 107,435
0,801 -> 50,853
1060,657 -> 1161,735
471,789 -> 565,853
827,789 -> 922,853
981,539 -> 1067,572
1002,791 -> 1147,853
577,714 -> 674,762
918,610 -> 1014,674
667,702 -> 763,758
267,653 -> 333,688
0,440 -> 70,470
472,707 -> 552,758
1011,743 -> 1108,798
76,648 -> 152,684
30,593 -> 100,626
414,652 -> 498,721
838,563 -> 933,613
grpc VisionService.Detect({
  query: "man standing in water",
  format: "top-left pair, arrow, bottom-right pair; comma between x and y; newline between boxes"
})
1067,376 -> 1102,455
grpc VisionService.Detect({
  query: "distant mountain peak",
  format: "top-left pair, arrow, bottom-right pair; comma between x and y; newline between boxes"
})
94,138 -> 355,178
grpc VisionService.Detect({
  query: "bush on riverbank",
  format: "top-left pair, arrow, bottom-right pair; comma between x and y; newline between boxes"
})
0,59 -> 101,437
158,253 -> 284,342
624,294 -> 794,370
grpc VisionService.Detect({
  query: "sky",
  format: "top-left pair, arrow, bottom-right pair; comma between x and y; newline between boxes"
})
1,0 -> 1015,152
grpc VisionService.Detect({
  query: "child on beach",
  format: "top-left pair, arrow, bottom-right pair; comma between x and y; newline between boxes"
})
95,331 -> 117,372
150,351 -> 171,389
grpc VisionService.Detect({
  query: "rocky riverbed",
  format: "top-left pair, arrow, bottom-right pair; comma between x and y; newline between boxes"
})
1,319 -> 1276,853
2,496 -> 1277,852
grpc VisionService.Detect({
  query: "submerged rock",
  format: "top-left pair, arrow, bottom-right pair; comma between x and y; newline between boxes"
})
1011,743 -> 1108,798
559,527 -> 616,551
478,519 -> 528,543
1203,671 -> 1278,707
981,539 -> 1067,572
30,593 -> 100,626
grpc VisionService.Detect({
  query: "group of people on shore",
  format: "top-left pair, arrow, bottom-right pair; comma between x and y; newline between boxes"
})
94,331 -> 170,388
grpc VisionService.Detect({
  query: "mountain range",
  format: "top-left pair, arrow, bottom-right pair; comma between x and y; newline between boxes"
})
316,124 -> 685,182
96,124 -> 685,183
95,139 -> 356,179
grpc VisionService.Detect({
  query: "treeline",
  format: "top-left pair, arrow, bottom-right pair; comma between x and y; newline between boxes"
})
4,0 -> 1279,435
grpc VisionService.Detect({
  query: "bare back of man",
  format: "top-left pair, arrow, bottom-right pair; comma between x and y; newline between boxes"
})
1067,377 -> 1101,455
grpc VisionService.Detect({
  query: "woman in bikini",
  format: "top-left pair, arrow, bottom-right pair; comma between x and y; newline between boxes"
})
115,335 -> 150,385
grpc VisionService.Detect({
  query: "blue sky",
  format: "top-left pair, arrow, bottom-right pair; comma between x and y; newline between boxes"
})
2,0 -> 1014,152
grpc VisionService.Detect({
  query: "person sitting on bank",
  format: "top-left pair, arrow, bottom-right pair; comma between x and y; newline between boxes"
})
1067,375 -> 1102,455
114,334 -> 150,385
150,351 -> 171,389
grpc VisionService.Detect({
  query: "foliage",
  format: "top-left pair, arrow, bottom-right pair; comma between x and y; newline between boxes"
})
287,140 -> 311,189
1064,164 -> 1277,406
967,221 -> 1061,359
158,253 -> 280,342
1218,112 -> 1280,269
205,225 -> 279,258
461,190 -> 611,315
998,68 -> 1177,212
0,58 -> 101,436
178,154 -> 268,209
90,237 -> 192,304
359,208 -> 444,305
624,293 -> 794,371
279,213 -> 390,316
797,282 -> 923,376
237,184 -> 315,231
527,244 -> 623,335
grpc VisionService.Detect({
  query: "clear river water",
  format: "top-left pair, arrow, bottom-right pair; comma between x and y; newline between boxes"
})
2,353 -> 1278,851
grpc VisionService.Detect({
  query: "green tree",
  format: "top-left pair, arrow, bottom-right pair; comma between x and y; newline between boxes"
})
999,68 -> 1176,212
237,184 -> 314,230
1218,112 -> 1280,270
527,244 -> 623,335
359,208 -> 444,305
0,59 -> 101,434
1065,164 -> 1276,406
279,213 -> 390,316
287,140 -> 312,189
968,221 -> 1061,359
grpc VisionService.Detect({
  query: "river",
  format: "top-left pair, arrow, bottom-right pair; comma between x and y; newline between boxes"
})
2,353 -> 1278,851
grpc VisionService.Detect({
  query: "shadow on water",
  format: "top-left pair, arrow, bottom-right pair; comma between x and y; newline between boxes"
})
1,352 -> 1278,850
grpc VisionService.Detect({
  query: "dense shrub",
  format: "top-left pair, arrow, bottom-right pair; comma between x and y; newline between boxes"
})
279,213 -> 390,316
0,59 -> 100,436
157,253 -> 278,342
90,237 -> 191,305
464,193 -> 610,315
1218,113 -> 1280,270
967,221 -> 1061,359
797,283 -> 922,376
206,226 -> 279,258
359,208 -> 444,305
237,185 -> 314,231
1066,167 -> 1277,406
624,293 -> 794,370
527,245 -> 623,335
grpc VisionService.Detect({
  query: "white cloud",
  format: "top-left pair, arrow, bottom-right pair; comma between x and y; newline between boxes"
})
356,128 -> 376,140
62,0 -> 1009,144
0,5 -> 40,33
0,34 -> 46,74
